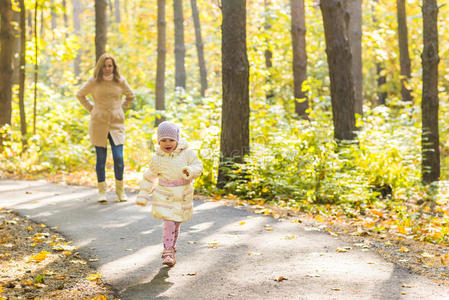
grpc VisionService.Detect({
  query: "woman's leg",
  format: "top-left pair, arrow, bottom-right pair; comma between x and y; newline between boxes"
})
109,134 -> 124,181
95,146 -> 107,202
95,146 -> 107,183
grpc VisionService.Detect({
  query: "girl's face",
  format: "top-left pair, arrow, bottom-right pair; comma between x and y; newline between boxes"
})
159,138 -> 178,153
103,58 -> 114,76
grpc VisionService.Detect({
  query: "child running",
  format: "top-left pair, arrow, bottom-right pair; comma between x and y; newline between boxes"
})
136,121 -> 203,267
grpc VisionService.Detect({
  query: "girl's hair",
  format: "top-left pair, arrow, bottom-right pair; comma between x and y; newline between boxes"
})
94,53 -> 121,82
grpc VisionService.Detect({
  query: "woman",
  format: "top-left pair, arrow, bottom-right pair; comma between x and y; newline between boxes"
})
76,53 -> 135,203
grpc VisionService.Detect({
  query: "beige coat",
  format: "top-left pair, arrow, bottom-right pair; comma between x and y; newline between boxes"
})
76,76 -> 135,147
136,139 -> 203,222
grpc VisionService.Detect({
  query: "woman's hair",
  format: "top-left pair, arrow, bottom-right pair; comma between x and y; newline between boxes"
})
94,53 -> 121,82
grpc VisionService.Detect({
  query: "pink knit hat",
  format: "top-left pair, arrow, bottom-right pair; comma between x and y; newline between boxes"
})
157,121 -> 180,142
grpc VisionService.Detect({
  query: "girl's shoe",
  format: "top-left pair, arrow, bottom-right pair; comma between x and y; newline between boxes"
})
161,248 -> 176,267
97,181 -> 107,204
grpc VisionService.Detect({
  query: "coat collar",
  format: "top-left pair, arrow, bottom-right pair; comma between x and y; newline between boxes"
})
156,138 -> 188,157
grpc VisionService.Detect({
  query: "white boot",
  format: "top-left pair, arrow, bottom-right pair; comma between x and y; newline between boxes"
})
116,179 -> 128,202
98,181 -> 107,203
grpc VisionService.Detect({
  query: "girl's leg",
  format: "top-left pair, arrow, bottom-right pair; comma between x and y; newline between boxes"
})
95,146 -> 107,183
109,134 -> 124,181
173,222 -> 181,247
162,220 -> 177,249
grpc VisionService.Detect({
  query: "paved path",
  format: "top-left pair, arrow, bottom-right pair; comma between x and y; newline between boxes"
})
1,179 -> 449,299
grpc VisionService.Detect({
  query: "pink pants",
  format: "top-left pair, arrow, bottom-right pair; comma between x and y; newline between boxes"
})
163,219 -> 181,249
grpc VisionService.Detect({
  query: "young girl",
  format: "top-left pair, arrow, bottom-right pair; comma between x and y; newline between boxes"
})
136,121 -> 203,267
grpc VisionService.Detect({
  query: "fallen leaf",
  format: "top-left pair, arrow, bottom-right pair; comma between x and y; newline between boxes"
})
186,272 -> 197,276
332,288 -> 341,291
89,258 -> 100,262
420,252 -> 434,258
239,221 -> 246,225
274,276 -> 287,282
207,242 -> 219,248
248,252 -> 262,256
187,241 -> 198,244
282,235 -> 296,240
398,247 -> 409,253
28,251 -> 51,263
86,273 -> 102,281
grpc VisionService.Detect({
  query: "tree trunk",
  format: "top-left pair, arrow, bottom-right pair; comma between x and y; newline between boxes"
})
155,0 -> 166,126
421,0 -> 439,184
50,0 -> 57,32
0,0 -> 14,129
174,0 -> 186,89
347,0 -> 363,115
217,0 -> 250,188
396,0 -> 413,102
320,0 -> 356,141
115,0 -> 121,23
95,0 -> 108,62
264,0 -> 273,101
73,0 -> 82,80
376,63 -> 387,105
19,0 -> 27,147
12,9 -> 20,84
62,0 -> 68,32
33,0 -> 38,135
290,0 -> 308,118
372,0 -> 386,106
190,0 -> 208,97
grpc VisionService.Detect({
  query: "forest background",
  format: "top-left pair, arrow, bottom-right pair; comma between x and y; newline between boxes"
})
1,0 -> 449,246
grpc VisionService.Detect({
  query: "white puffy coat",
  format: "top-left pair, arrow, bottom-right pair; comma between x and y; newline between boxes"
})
136,139 -> 203,222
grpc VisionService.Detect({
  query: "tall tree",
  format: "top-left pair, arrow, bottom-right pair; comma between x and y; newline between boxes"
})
347,0 -> 363,115
50,0 -> 57,31
320,0 -> 356,141
174,0 -> 186,89
73,0 -> 82,79
33,0 -> 38,134
190,0 -> 208,97
421,0 -> 439,184
19,0 -> 27,147
217,0 -> 250,187
155,0 -> 167,126
264,0 -> 274,101
372,0 -> 386,106
396,0 -> 413,102
62,0 -> 68,32
114,0 -> 121,23
95,0 -> 108,62
290,0 -> 308,118
0,0 -> 14,130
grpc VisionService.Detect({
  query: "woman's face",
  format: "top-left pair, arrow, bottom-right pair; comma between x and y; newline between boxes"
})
103,58 -> 114,76
159,138 -> 178,154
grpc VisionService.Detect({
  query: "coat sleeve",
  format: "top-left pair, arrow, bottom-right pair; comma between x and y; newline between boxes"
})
181,149 -> 203,181
76,77 -> 95,112
120,77 -> 135,111
136,155 -> 159,206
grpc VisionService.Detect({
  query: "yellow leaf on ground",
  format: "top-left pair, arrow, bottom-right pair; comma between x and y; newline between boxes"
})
398,247 -> 409,253
86,273 -> 102,281
274,276 -> 287,282
315,215 -> 325,222
28,251 -> 51,263
397,225 -> 407,234
239,221 -> 246,225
